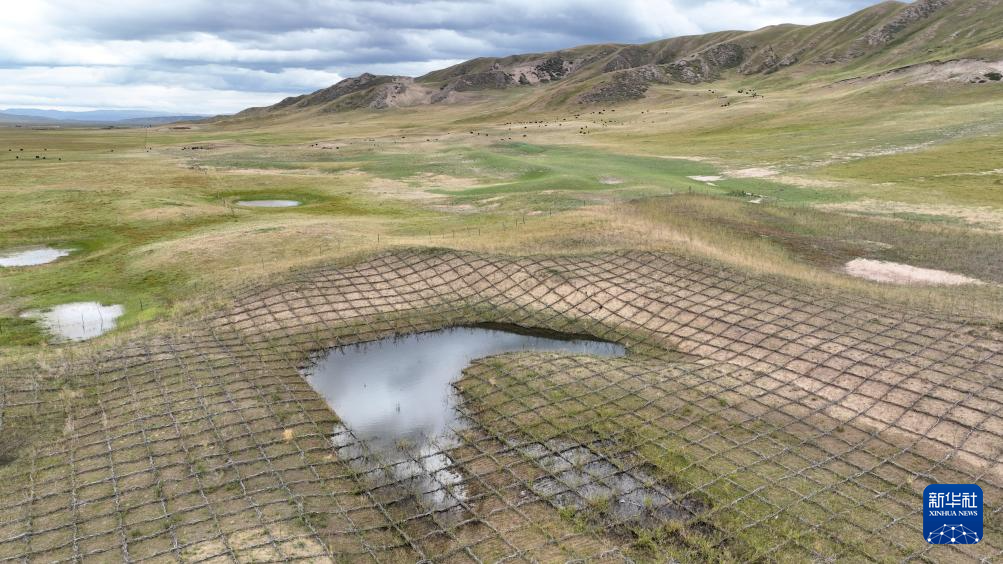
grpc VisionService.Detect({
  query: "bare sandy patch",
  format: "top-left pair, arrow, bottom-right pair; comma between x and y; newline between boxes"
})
216,167 -> 324,176
726,167 -> 777,178
835,58 -> 1003,87
820,199 -> 1003,231
599,176 -> 624,185
657,155 -> 712,162
688,175 -> 722,182
367,177 -> 446,202
811,142 -> 935,167
932,168 -> 1003,178
773,175 -> 847,189
844,258 -> 983,286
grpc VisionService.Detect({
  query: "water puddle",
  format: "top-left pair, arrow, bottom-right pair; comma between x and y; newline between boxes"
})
235,200 -> 301,208
21,302 -> 124,341
523,439 -> 705,528
304,326 -> 625,511
0,246 -> 71,267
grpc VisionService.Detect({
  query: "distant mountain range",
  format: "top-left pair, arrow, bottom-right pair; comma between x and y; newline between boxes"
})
0,108 -> 207,125
232,0 -> 1003,119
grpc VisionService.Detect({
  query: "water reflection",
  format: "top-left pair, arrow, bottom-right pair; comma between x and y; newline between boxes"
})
235,200 -> 301,208
0,246 -> 71,267
21,302 -> 123,341
303,326 -> 626,511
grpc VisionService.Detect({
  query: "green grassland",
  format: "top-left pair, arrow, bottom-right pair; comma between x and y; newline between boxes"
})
2,14 -> 1003,560
457,355 -> 936,562
2,73 -> 1003,348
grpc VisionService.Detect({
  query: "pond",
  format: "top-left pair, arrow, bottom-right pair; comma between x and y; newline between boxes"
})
303,325 -> 626,510
0,246 -> 71,267
235,200 -> 301,208
21,302 -> 124,342
306,326 -> 625,446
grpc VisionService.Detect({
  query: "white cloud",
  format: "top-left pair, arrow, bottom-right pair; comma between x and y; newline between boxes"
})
0,66 -> 334,114
0,0 -> 880,114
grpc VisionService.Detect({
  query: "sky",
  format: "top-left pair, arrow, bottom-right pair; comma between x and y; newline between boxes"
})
0,0 -> 883,115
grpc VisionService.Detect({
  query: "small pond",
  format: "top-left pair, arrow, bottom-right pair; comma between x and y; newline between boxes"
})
0,246 -> 71,267
235,200 -> 301,208
306,326 -> 625,446
304,325 -> 626,510
21,302 -> 124,342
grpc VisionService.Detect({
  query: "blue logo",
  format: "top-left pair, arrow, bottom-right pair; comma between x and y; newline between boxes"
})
924,484 -> 983,544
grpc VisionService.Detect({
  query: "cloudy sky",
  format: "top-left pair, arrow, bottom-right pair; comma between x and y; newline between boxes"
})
0,0 -> 882,115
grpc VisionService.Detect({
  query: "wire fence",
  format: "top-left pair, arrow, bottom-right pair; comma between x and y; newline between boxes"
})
1,249 -> 1000,562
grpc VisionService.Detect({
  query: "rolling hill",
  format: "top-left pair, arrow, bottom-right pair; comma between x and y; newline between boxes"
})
231,0 -> 1003,120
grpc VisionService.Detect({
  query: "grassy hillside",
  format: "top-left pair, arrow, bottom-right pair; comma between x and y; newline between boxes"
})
3,68 -> 1003,348
2,0 -> 1003,351
234,0 -> 1003,118
1,4 -> 1002,562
